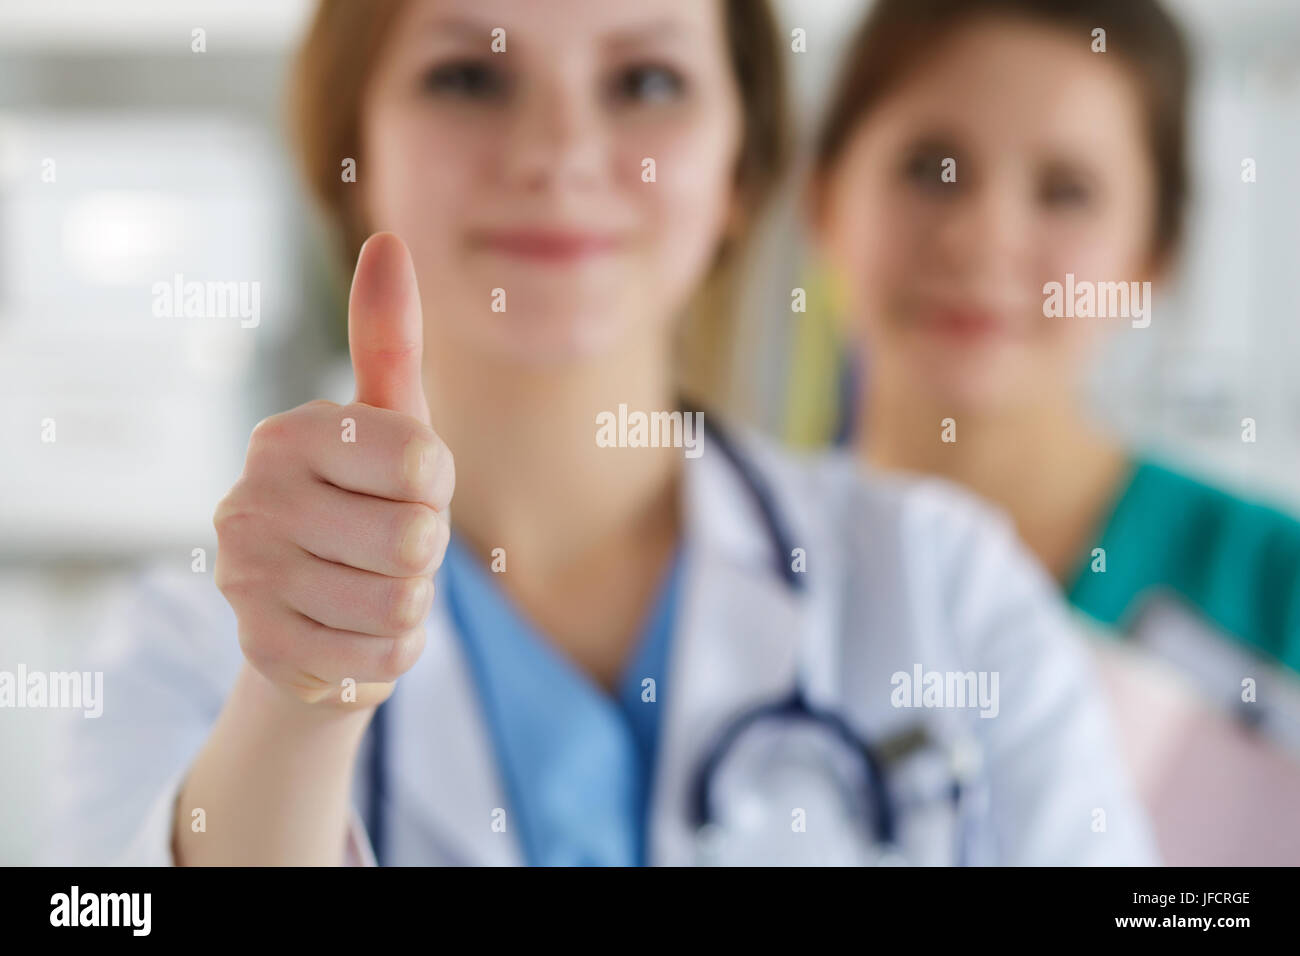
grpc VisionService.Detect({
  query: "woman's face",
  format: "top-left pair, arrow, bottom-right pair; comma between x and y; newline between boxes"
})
360,0 -> 743,366
818,18 -> 1161,414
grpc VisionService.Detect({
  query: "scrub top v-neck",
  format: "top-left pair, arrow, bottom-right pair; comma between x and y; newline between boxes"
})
1066,457 -> 1300,673
437,532 -> 684,867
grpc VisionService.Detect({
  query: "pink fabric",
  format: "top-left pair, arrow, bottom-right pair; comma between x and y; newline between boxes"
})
1093,641 -> 1300,865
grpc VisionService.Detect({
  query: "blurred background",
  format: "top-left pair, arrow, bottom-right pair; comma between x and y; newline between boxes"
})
1,0 -> 1298,864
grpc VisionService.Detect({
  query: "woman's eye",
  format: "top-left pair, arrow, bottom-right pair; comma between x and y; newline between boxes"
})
423,61 -> 507,99
612,65 -> 685,104
902,150 -> 955,191
1040,175 -> 1093,208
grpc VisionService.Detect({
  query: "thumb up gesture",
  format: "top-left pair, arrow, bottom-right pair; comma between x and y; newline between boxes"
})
214,233 -> 454,709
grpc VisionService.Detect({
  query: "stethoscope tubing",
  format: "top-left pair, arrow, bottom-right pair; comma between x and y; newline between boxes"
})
365,412 -> 910,865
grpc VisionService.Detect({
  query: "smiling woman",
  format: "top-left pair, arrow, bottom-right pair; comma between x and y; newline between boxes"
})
810,0 -> 1300,865
289,0 -> 788,405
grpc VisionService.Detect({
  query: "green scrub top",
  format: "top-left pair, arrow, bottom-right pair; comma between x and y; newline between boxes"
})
1066,458 -> 1300,674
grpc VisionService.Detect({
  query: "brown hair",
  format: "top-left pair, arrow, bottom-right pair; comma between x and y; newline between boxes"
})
288,0 -> 790,405
814,0 -> 1191,262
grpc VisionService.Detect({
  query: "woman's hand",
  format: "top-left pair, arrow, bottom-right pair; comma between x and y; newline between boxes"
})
213,232 -> 453,710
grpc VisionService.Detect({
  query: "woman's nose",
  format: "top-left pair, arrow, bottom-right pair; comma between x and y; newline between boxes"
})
500,73 -> 606,194
932,176 -> 1031,278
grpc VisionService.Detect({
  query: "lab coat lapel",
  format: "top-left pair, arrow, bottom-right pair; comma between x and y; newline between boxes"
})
648,436 -> 810,866
386,595 -> 525,866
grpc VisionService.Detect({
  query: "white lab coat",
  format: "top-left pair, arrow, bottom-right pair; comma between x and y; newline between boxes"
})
40,427 -> 1157,866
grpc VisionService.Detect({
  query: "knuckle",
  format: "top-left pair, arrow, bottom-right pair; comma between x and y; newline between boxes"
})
431,515 -> 451,569
212,554 -> 241,597
248,412 -> 290,450
246,410 -> 311,472
212,509 -> 266,598
380,628 -> 426,681
212,492 -> 254,538
393,507 -> 440,574
385,576 -> 432,632
213,546 -> 260,600
431,442 -> 456,508
396,428 -> 441,501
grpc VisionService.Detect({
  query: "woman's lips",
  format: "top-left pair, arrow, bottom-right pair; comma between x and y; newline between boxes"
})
919,305 -> 1010,341
471,228 -> 623,263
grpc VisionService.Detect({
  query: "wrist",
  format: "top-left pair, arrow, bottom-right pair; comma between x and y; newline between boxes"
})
237,661 -> 382,737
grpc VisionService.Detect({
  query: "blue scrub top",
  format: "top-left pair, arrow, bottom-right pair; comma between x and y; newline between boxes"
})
437,533 -> 683,866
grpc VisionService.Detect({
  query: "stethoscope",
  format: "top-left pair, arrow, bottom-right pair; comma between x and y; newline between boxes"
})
364,413 -> 963,865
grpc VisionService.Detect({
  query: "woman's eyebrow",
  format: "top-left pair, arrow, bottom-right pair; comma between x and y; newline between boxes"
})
414,13 -> 690,49
899,131 -> 963,155
1040,154 -> 1103,184
419,15 -> 499,41
603,20 -> 688,49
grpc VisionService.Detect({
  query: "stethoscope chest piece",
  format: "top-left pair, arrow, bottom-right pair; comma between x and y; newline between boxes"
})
691,691 -> 901,866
